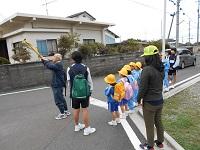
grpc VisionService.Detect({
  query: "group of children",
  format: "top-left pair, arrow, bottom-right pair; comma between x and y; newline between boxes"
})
104,61 -> 142,126
104,50 -> 177,126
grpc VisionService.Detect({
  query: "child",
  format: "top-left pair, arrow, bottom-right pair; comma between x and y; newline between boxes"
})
163,53 -> 170,92
129,62 -> 136,71
131,61 -> 142,106
104,74 -> 120,126
118,68 -> 133,119
123,65 -> 137,113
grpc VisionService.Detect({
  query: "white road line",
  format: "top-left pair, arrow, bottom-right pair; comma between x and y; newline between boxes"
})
0,87 -> 50,97
90,97 -> 142,150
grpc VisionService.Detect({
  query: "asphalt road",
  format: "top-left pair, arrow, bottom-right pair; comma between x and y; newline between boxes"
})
0,60 -> 200,150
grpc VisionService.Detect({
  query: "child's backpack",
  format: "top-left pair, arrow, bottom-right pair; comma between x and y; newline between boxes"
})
121,78 -> 133,100
127,75 -> 138,91
113,81 -> 125,102
71,67 -> 90,99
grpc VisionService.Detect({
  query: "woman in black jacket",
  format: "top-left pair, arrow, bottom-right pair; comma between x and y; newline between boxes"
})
138,45 -> 164,150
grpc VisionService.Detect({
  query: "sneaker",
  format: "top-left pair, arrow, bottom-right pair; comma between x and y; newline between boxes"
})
125,111 -> 129,116
154,140 -> 164,149
171,85 -> 175,89
120,113 -> 126,119
108,120 -> 117,126
139,143 -> 154,150
169,80 -> 172,84
83,126 -> 96,136
74,123 -> 85,132
116,118 -> 121,124
134,102 -> 139,107
64,110 -> 71,116
55,113 -> 67,120
128,110 -> 135,114
165,87 -> 169,92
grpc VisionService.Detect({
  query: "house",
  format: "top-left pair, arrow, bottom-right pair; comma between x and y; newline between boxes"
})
0,11 -> 119,63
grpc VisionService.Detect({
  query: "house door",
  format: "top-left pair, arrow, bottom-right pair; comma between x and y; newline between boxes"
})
36,40 -> 48,56
0,39 -> 9,60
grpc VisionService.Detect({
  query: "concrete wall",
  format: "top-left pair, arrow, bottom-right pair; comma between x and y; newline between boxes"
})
0,53 -> 142,93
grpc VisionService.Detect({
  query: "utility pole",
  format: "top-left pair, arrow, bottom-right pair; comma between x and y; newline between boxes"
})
162,0 -> 167,60
168,12 -> 175,40
176,0 -> 180,48
189,20 -> 191,44
197,1 -> 200,46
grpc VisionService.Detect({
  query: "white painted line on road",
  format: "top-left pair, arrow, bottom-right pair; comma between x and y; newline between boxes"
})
172,72 -> 200,88
90,97 -> 142,150
0,87 -> 50,97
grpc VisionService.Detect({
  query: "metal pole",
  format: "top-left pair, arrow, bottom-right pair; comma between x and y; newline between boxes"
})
176,0 -> 180,48
45,0 -> 49,16
162,0 -> 167,60
168,13 -> 175,40
189,20 -> 191,44
197,1 -> 199,45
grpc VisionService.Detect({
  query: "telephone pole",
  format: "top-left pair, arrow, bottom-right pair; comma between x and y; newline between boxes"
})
176,0 -> 180,48
197,1 -> 200,45
189,20 -> 191,44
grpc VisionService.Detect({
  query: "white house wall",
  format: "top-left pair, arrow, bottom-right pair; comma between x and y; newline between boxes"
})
76,29 -> 102,43
6,32 -> 67,63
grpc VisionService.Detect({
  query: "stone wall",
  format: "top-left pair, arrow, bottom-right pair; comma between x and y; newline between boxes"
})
0,52 -> 142,93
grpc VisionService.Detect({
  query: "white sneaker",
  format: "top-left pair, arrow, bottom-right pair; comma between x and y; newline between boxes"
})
55,113 -> 67,120
134,102 -> 139,107
74,123 -> 85,132
169,80 -> 172,84
171,85 -> 175,89
83,126 -> 96,136
108,120 -> 117,126
165,87 -> 169,92
64,110 -> 71,116
128,110 -> 135,114
120,113 -> 126,119
116,118 -> 121,124
125,111 -> 129,116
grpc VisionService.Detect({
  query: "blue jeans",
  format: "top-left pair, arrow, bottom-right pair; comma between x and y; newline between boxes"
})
128,96 -> 134,110
163,70 -> 169,88
52,87 -> 68,114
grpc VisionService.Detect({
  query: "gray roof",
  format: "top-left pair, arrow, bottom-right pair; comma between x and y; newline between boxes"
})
67,11 -> 96,20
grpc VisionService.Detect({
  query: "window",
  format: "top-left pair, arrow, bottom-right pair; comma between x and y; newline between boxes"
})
13,42 -> 21,49
36,39 -> 57,56
47,39 -> 57,54
83,39 -> 95,44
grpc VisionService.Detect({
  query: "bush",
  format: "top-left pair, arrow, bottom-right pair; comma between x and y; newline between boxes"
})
57,33 -> 79,58
0,57 -> 10,65
12,44 -> 31,63
79,42 -> 106,58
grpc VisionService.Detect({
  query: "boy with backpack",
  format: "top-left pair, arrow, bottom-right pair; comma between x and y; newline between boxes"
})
118,68 -> 133,119
67,51 -> 96,136
104,74 -> 121,126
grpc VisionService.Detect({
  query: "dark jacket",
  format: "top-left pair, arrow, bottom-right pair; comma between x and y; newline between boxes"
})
43,60 -> 65,88
137,66 -> 164,103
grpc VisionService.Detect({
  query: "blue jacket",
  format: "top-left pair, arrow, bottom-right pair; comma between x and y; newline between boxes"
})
104,86 -> 115,103
163,58 -> 170,71
43,60 -> 65,88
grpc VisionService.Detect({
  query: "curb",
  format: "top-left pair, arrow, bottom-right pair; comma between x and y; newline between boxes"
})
137,109 -> 185,150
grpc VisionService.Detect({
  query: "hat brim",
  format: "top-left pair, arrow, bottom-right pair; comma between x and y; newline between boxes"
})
141,51 -> 159,57
104,77 -> 115,84
118,71 -> 127,76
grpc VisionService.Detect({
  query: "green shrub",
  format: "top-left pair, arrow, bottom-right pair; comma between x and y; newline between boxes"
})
0,57 -> 10,65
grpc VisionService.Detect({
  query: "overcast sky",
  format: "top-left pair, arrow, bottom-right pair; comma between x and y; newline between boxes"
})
0,0 -> 198,43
